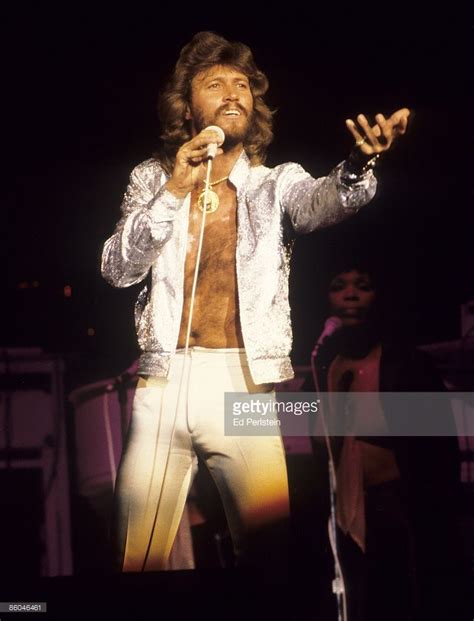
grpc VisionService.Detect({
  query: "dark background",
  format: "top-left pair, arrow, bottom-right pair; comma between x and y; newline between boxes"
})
3,7 -> 472,388
0,8 -> 472,618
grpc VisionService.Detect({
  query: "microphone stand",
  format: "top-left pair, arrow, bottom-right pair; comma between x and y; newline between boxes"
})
310,343 -> 348,621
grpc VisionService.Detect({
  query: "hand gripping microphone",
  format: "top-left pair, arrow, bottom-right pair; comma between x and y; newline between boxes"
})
204,125 -> 225,159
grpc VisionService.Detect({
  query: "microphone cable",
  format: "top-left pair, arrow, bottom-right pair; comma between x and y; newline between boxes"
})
140,156 -> 215,571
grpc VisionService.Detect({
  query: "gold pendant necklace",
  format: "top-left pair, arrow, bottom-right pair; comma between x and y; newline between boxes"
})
197,175 -> 229,213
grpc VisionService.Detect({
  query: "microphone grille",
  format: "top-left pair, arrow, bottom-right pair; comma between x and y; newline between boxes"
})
205,125 -> 225,145
324,316 -> 343,331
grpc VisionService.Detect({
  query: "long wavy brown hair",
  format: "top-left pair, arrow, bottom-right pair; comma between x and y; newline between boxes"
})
156,31 -> 274,175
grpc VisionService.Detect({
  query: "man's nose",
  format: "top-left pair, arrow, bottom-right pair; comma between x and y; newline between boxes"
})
223,86 -> 239,101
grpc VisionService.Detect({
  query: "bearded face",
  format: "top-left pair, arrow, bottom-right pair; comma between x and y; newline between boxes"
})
186,64 -> 254,149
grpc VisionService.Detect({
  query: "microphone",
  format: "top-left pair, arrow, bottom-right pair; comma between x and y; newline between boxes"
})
312,316 -> 343,358
204,125 -> 225,159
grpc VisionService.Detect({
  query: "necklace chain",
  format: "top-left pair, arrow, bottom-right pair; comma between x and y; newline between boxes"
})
206,175 -> 229,188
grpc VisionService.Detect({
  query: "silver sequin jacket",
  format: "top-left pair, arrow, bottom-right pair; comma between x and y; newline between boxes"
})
101,150 -> 376,383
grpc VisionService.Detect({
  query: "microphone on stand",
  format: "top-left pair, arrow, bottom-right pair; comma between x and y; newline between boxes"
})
309,313 -> 348,621
204,125 -> 225,159
312,316 -> 343,358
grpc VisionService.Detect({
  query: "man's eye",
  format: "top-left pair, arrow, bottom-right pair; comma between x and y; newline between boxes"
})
208,83 -> 220,89
237,82 -> 248,88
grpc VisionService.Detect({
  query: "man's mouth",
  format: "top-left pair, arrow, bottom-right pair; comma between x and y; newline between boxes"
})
221,108 -> 243,117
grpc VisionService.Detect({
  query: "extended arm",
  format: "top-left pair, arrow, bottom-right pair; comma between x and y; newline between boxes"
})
282,108 -> 410,233
280,161 -> 376,233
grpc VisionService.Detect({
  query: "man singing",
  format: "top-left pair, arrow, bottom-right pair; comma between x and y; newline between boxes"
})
101,30 -> 410,573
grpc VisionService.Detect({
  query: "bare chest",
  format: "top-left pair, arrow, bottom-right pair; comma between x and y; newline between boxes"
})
185,185 -> 238,278
177,184 -> 242,347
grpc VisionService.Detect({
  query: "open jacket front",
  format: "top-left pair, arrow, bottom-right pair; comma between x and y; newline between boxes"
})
101,150 -> 376,383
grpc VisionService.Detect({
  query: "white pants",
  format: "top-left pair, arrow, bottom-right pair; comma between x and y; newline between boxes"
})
113,348 -> 290,572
